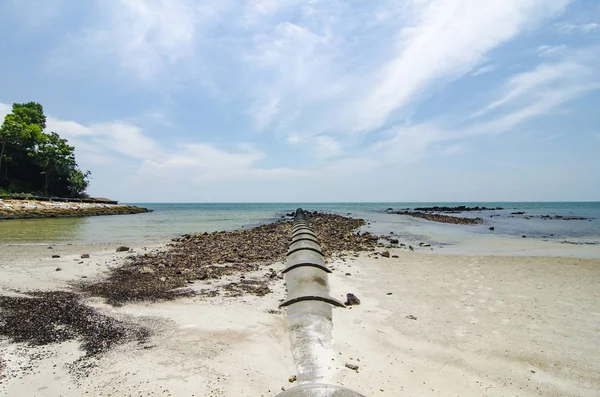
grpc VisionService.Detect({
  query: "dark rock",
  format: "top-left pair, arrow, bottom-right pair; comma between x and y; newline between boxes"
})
522,235 -> 526,238
51,255 -> 60,258
345,363 -> 359,371
47,246 -> 53,249
380,251 -> 390,258
391,255 -> 399,258
409,246 -> 414,251
419,242 -> 431,247
386,292 -> 393,295
406,315 -> 417,320
389,238 -> 399,244
489,227 -> 495,231
345,273 -> 351,276
511,212 -> 525,215
55,267 -> 62,271
81,253 -> 90,259
116,246 -> 130,252
345,293 -> 361,306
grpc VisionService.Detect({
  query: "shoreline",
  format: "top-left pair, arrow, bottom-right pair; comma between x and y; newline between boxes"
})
0,199 -> 151,220
1,214 -> 599,396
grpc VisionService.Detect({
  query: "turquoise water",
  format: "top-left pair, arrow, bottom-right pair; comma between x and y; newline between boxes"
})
0,202 -> 599,245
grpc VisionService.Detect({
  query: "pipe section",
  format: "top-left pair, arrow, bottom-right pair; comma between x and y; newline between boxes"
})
277,209 -> 365,397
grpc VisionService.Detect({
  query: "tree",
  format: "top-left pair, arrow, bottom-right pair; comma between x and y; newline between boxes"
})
0,102 -> 46,180
0,102 -> 90,197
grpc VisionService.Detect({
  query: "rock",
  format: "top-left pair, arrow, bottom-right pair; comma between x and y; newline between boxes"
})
55,267 -> 62,271
419,242 -> 431,247
409,245 -> 414,251
406,314 -> 417,320
380,251 -> 390,258
389,238 -> 399,244
345,293 -> 361,306
522,235 -> 526,238
489,227 -> 495,231
139,266 -> 155,274
288,375 -> 297,383
51,255 -> 60,258
81,253 -> 90,259
387,292 -> 393,295
391,255 -> 399,258
345,363 -> 359,371
47,246 -> 53,249
116,246 -> 130,252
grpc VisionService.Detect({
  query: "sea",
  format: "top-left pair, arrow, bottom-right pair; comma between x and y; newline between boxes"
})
1,203 -> 599,254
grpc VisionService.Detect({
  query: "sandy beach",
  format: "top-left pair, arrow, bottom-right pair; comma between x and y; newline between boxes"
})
1,236 -> 599,397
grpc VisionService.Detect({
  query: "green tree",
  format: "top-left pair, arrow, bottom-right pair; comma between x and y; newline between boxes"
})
0,102 -> 90,197
0,102 -> 46,181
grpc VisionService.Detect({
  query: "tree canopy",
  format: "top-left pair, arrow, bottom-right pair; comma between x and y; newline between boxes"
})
0,102 -> 90,197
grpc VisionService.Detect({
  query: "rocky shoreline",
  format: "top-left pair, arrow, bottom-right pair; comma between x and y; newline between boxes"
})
79,211 -> 377,305
0,212 -> 377,364
0,199 -> 151,219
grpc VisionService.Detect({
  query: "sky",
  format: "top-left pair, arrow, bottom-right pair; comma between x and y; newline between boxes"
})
0,0 -> 599,202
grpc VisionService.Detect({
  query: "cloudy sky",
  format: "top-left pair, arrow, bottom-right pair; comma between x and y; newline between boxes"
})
1,0 -> 599,202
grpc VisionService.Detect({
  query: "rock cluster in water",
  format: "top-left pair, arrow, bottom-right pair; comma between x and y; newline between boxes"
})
0,199 -> 150,219
411,206 -> 503,213
80,212 -> 377,305
387,210 -> 483,225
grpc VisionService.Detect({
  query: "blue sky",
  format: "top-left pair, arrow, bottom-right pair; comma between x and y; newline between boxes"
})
1,0 -> 599,202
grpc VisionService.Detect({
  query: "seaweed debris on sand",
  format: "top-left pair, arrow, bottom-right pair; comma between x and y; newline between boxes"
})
0,291 -> 149,356
80,212 -> 377,305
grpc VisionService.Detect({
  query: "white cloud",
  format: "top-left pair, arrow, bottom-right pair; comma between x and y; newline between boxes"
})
0,103 -> 11,121
59,0 -> 232,80
557,22 -> 599,34
471,64 -> 497,76
537,44 -> 567,57
472,59 -> 592,118
239,0 -> 573,142
353,0 -> 572,132
369,48 -> 600,164
441,144 -> 467,156
313,135 -> 342,161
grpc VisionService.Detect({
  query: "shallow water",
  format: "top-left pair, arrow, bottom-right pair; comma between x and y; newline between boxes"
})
0,202 -> 599,247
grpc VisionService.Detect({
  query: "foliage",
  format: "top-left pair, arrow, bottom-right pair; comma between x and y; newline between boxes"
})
0,102 -> 90,197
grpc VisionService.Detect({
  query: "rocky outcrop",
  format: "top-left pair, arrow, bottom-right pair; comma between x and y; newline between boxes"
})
388,210 -> 483,225
407,206 -> 503,213
0,199 -> 151,219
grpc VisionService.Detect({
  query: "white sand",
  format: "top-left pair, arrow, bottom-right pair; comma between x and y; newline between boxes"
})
1,243 -> 599,396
